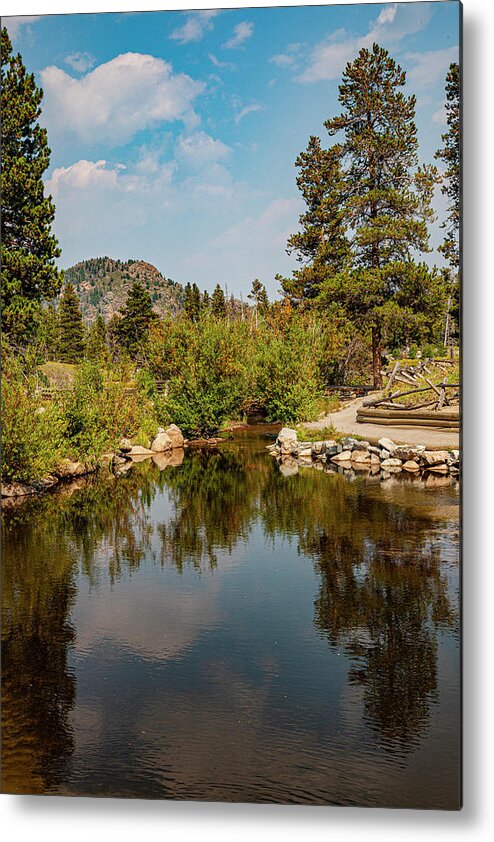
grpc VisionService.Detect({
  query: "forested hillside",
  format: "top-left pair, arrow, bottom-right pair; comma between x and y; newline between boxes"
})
64,257 -> 184,322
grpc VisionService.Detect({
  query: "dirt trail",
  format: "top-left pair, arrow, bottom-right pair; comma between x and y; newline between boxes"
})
304,396 -> 460,450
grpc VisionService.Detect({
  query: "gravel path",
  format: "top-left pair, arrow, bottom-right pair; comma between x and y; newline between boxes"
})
304,396 -> 460,450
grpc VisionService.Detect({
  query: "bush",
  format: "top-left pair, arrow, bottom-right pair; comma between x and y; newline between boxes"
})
1,361 -> 64,483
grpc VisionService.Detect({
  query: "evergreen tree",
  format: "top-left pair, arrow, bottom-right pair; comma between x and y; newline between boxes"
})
116,281 -> 156,354
1,28 -> 63,342
183,282 -> 202,321
280,137 -> 350,305
202,290 -> 211,312
435,63 -> 460,271
85,314 -> 107,361
59,283 -> 85,363
306,44 -> 439,387
211,284 -> 227,318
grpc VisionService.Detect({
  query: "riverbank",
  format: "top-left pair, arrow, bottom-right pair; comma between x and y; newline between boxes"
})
304,395 -> 460,450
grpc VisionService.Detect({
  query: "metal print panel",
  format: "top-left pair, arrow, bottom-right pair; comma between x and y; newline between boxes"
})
1,2 -> 461,809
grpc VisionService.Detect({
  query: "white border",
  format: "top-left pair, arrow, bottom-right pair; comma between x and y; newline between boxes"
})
2,1 -> 494,839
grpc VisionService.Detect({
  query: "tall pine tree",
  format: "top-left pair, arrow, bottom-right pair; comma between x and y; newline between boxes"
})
59,283 -> 85,363
85,314 -> 107,361
211,284 -> 227,318
1,28 -> 63,342
116,281 -> 157,354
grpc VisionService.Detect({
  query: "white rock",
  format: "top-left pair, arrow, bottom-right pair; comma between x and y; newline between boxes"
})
331,450 -> 353,462
381,458 -> 402,469
378,437 -> 396,453
165,424 -> 185,449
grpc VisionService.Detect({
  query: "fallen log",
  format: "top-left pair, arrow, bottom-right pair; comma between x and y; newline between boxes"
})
355,407 -> 459,421
357,415 -> 459,429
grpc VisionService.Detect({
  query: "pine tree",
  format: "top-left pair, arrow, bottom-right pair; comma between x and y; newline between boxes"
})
1,28 -> 63,342
116,281 -> 156,354
211,284 -> 227,318
85,314 -> 107,361
320,44 -> 439,387
202,290 -> 211,312
183,282 -> 202,321
38,303 -> 60,361
280,137 -> 350,305
435,63 -> 460,271
59,283 -> 85,363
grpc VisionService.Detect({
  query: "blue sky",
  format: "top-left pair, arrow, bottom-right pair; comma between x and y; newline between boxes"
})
5,2 -> 460,297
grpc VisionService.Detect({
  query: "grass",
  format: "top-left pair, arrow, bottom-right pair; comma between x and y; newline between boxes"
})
385,359 -> 460,406
39,361 -> 77,387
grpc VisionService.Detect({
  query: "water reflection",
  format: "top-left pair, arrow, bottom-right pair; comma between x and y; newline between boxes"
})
1,437 -> 460,805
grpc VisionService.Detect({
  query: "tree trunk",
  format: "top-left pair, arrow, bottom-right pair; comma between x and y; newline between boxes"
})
372,324 -> 383,389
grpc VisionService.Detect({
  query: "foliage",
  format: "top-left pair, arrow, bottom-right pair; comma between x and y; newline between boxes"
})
58,283 -> 85,363
435,63 -> 460,271
146,317 -> 253,437
1,351 -> 64,483
57,361 -> 152,461
85,314 -> 107,362
114,281 -> 157,355
211,284 -> 227,318
1,28 -> 63,342
183,282 -> 202,322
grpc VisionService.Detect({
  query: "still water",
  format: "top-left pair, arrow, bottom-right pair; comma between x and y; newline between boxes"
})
1,431 -> 460,808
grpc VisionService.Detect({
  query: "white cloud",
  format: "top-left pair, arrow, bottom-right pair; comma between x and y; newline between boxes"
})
64,52 -> 96,73
40,53 -> 205,146
405,46 -> 458,89
208,53 -> 235,70
47,159 -> 120,193
175,131 -> 231,168
234,104 -> 263,125
298,2 -> 433,83
270,54 -> 296,68
222,21 -> 254,50
3,15 -> 40,40
170,10 -> 220,45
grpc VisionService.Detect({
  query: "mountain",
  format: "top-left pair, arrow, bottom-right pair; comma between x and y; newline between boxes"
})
64,257 -> 184,323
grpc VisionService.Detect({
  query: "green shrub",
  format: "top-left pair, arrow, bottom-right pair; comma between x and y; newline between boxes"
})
1,364 -> 64,483
409,343 -> 418,359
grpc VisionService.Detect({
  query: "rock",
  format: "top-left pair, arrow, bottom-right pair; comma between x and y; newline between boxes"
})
368,445 -> 381,456
1,482 -> 37,497
310,441 -> 326,456
378,437 -> 396,453
38,475 -> 59,489
54,459 -> 95,478
351,450 -> 371,464
402,460 -> 420,472
420,450 -> 449,467
119,437 -> 132,453
331,450 -> 353,462
298,456 -> 313,467
341,437 -> 362,450
129,445 -> 155,457
325,443 -> 340,458
352,441 -> 370,451
352,462 -> 370,472
165,424 -> 185,449
380,449 -> 391,460
427,463 -> 449,474
370,453 -> 381,466
157,427 -> 165,434
449,466 -> 460,475
448,449 -> 460,467
297,444 -> 313,458
393,445 -> 421,462
150,432 -> 173,453
381,458 -> 402,469
277,427 -> 298,455
386,465 -> 403,474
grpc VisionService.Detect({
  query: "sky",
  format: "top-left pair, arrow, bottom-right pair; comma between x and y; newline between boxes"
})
4,2 -> 460,297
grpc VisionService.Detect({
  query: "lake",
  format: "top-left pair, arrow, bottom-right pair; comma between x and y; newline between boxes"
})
1,430 -> 460,808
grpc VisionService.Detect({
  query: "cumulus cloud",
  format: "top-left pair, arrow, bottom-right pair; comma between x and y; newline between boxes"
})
175,131 -> 231,168
170,10 -> 220,45
40,53 -> 205,146
298,2 -> 433,83
270,53 -> 296,68
64,52 -> 97,72
208,53 -> 235,70
432,102 -> 447,125
3,15 -> 41,40
222,21 -> 254,50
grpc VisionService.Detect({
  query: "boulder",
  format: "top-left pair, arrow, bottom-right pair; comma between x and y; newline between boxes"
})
380,449 -> 391,460
427,463 -> 449,474
393,445 -> 421,462
297,444 -> 313,458
150,432 -> 173,453
402,460 -> 420,472
378,437 -> 396,453
331,450 -> 353,462
351,450 -> 371,464
341,437 -> 362,450
277,427 -> 298,455
448,449 -> 460,467
420,450 -> 449,467
368,445 -> 381,456
165,424 -> 185,449
119,437 -> 132,453
381,458 -> 402,469
370,453 -> 381,466
324,443 -> 340,458
352,441 -> 370,451
129,445 -> 155,457
310,441 -> 326,456
54,459 -> 95,478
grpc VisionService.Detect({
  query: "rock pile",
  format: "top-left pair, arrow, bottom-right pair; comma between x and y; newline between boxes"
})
268,428 -> 460,480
